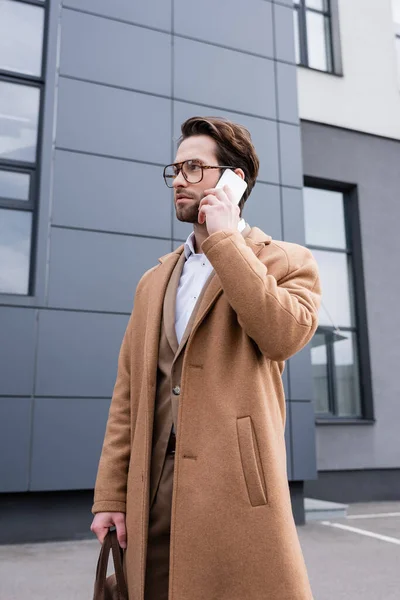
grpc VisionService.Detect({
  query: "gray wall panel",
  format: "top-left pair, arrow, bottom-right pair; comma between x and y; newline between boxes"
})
0,398 -> 31,492
174,0 -> 274,57
52,151 -> 172,237
282,187 -> 306,245
47,228 -> 169,313
56,78 -> 172,164
276,62 -> 299,124
60,10 -> 171,96
62,0 -> 172,31
35,311 -> 128,397
291,401 -> 317,480
279,124 -> 303,187
173,101 -> 280,184
273,2 -> 297,64
0,308 -> 36,396
30,398 -> 110,490
243,182 -> 282,239
174,38 -> 276,119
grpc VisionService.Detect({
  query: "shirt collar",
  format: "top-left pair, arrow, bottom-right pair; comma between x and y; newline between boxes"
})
184,218 -> 247,259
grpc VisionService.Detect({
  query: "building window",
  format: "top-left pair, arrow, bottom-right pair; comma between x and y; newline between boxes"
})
294,0 -> 334,73
304,186 -> 364,419
0,0 -> 46,295
392,1 -> 400,83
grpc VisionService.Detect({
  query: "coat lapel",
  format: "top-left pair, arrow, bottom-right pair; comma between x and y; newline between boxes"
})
163,252 -> 185,355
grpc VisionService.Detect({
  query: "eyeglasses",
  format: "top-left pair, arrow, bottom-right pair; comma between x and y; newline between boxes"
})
163,160 -> 234,188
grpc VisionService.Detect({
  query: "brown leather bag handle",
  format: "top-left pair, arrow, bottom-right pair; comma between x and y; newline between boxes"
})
93,528 -> 128,600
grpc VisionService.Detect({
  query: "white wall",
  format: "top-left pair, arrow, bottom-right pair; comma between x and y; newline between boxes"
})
297,0 -> 400,139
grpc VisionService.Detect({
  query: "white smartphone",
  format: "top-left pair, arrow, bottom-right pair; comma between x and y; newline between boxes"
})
215,169 -> 247,205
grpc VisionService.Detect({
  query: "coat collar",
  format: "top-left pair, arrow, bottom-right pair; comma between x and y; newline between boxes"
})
157,226 -> 272,265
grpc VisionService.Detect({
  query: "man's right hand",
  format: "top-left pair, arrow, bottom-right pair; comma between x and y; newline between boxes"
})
90,512 -> 127,549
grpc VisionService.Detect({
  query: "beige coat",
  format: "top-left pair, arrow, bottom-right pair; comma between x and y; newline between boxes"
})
93,227 -> 321,600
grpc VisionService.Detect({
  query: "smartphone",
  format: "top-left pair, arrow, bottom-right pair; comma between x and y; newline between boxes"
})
215,169 -> 247,205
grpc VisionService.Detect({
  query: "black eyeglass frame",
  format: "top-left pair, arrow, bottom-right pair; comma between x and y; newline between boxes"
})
163,160 -> 235,188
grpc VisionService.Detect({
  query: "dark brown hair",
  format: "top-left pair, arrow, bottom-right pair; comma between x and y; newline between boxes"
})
179,116 -> 259,213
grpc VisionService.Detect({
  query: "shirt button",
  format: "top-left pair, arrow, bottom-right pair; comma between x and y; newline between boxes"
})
172,386 -> 181,396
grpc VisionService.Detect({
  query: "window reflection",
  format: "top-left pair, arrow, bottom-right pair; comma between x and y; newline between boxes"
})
334,333 -> 362,417
306,11 -> 330,71
0,0 -> 44,77
304,187 -> 347,249
0,169 -> 30,201
0,81 -> 40,163
0,208 -> 32,294
312,250 -> 354,328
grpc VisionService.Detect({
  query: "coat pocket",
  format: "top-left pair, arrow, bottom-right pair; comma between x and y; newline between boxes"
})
236,416 -> 267,507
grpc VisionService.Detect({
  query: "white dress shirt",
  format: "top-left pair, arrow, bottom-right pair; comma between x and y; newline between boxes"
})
175,219 -> 246,344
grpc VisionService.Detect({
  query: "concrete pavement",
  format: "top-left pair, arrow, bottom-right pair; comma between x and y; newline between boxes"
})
1,502 -> 399,599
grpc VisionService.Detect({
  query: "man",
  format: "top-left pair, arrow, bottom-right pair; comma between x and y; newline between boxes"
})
91,117 -> 321,600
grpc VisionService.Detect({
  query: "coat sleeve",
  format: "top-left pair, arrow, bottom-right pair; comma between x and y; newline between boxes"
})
202,230 -> 321,362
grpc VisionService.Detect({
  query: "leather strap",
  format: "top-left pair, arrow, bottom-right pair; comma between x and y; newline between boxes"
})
93,528 -> 128,600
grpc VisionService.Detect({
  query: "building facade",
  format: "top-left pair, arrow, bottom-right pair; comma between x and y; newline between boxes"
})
0,0 -> 315,542
1,0 -> 399,544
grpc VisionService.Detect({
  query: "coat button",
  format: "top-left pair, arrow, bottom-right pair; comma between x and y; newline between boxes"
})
172,386 -> 181,396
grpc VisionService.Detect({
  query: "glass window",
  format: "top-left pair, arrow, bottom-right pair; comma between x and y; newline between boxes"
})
0,0 -> 45,77
0,81 -> 40,163
303,187 -> 346,249
0,169 -> 30,201
396,37 -> 400,83
305,186 -> 363,419
294,0 -> 334,73
293,10 -> 301,65
334,332 -> 362,417
0,208 -> 32,294
306,11 -> 330,71
312,250 -> 354,328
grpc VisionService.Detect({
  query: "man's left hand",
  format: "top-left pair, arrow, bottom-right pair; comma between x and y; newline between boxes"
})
198,185 -> 240,236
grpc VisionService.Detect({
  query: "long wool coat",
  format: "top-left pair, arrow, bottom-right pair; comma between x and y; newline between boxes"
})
93,227 -> 321,600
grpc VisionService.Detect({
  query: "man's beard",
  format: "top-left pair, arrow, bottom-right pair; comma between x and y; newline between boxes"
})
174,191 -> 201,223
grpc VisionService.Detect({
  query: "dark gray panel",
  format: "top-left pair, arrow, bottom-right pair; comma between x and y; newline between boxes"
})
47,228 -> 170,313
174,0 -> 273,58
174,38 -> 276,119
35,310 -> 129,397
0,398 -> 31,492
282,187 -> 306,245
56,78 -> 172,165
0,308 -> 36,396
62,0 -> 172,31
276,62 -> 299,124
288,346 -> 314,401
243,182 -> 282,240
60,10 -> 171,96
30,397 -> 110,490
173,101 -> 280,184
52,151 -> 172,238
273,2 -> 296,64
291,401 -> 317,480
279,123 -> 303,187
285,401 -> 293,480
